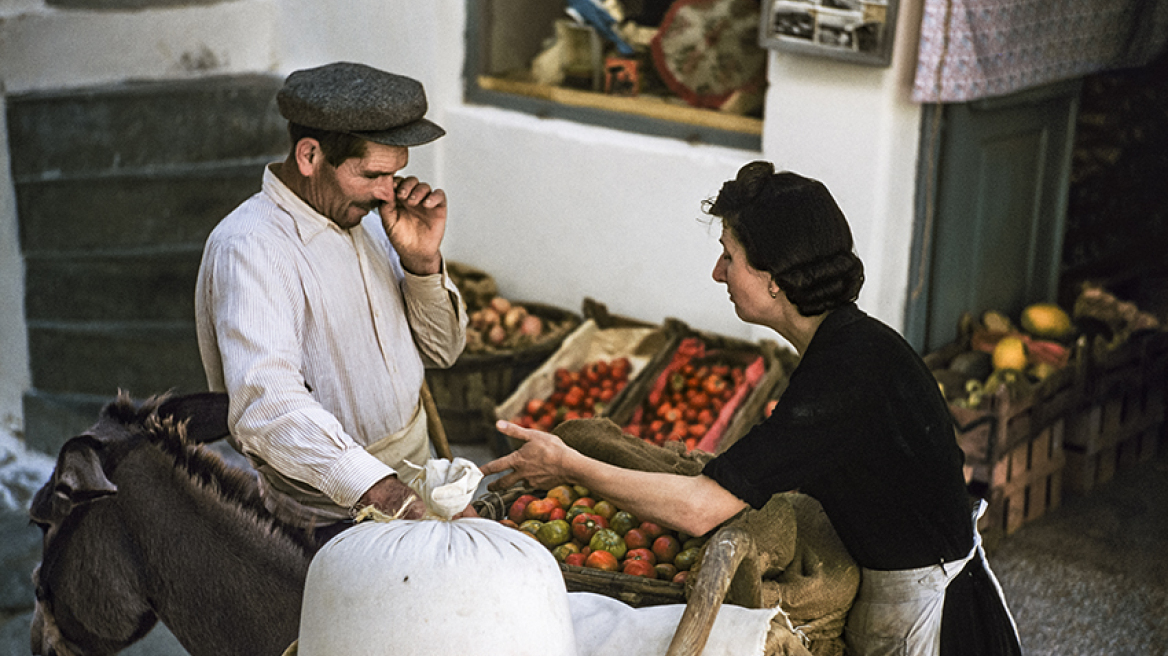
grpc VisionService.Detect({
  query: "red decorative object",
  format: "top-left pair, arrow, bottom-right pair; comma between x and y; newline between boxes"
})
650,0 -> 768,110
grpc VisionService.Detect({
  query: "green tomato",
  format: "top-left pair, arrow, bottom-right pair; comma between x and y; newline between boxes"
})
589,528 -> 628,561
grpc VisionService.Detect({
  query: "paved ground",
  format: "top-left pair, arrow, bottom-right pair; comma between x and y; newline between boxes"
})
984,440 -> 1168,656
2,438 -> 1164,655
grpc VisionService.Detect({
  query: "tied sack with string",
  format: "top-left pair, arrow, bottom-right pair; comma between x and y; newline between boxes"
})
296,457 -> 577,656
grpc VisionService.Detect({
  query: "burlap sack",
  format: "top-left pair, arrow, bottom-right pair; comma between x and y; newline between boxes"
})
552,418 -> 859,656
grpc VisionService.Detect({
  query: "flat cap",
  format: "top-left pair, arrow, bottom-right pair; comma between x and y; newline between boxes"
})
277,62 -> 445,147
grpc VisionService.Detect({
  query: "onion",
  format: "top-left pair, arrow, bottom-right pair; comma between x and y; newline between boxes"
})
489,296 -> 512,315
503,305 -> 529,331
519,314 -> 543,338
488,324 -> 508,345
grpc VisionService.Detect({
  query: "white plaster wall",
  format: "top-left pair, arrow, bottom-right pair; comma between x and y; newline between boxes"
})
0,0 -> 926,425
0,91 -> 30,426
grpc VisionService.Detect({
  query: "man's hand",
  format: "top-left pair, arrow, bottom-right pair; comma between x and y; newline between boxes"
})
357,475 -> 425,520
380,176 -> 446,275
480,421 -> 573,492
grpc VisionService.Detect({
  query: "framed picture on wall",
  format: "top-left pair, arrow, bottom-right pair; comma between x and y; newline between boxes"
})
759,0 -> 897,67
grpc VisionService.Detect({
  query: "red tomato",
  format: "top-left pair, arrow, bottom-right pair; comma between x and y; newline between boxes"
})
571,513 -> 604,544
585,550 -> 620,571
624,528 -> 651,550
625,548 -> 657,566
524,497 -> 560,522
652,535 -> 681,564
564,552 -> 587,567
524,398 -> 544,416
508,494 -> 538,524
638,521 -> 665,541
622,559 -> 658,579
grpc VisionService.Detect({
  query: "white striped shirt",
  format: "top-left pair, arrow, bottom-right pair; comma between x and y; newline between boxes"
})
195,166 -> 466,513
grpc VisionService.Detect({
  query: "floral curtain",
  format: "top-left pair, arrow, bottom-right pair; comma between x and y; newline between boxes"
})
912,0 -> 1168,102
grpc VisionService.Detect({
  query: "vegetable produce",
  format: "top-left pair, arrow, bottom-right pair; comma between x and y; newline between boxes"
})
510,358 -> 632,431
502,488 -> 706,581
622,336 -> 763,452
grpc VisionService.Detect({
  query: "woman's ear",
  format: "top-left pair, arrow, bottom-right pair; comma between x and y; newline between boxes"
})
293,137 -> 322,177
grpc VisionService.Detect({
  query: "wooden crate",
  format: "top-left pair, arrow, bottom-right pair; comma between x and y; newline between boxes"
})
494,301 -> 674,455
980,418 -> 1065,539
931,338 -> 1083,536
425,301 -> 581,446
604,319 -> 792,456
1063,330 -> 1167,494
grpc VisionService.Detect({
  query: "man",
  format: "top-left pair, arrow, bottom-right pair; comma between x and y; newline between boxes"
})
195,62 -> 468,542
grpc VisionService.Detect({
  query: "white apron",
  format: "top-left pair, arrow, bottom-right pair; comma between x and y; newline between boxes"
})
844,500 -> 1018,656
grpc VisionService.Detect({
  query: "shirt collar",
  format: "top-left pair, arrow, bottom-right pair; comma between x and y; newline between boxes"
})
262,164 -> 340,244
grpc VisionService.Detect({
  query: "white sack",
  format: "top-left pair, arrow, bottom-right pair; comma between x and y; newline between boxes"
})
298,458 -> 575,656
569,591 -> 778,656
400,456 -> 483,519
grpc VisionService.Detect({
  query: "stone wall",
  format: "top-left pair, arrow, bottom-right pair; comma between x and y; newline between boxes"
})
7,74 -> 287,455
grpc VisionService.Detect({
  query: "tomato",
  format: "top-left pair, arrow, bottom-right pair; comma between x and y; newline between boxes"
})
672,570 -> 689,584
625,548 -> 657,566
609,511 -> 639,536
621,559 -> 658,579
524,497 -> 560,522
570,513 -> 604,544
564,552 -> 587,567
537,519 -> 572,549
546,484 -> 577,509
624,528 -> 651,550
500,518 -> 520,530
674,547 -> 701,571
655,563 -> 679,581
702,375 -> 728,396
651,535 -> 681,564
589,528 -> 628,561
519,520 -> 543,537
548,507 -> 566,521
584,550 -> 619,571
524,398 -> 544,416
592,500 -> 618,521
508,494 -> 538,524
638,521 -> 665,541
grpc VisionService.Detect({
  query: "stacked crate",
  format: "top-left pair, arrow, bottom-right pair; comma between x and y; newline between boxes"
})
1063,331 -> 1168,494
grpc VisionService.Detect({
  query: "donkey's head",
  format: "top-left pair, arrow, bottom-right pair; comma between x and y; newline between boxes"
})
28,392 -> 232,656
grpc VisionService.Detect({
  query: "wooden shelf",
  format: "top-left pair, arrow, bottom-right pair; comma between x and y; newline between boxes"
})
476,75 -> 763,136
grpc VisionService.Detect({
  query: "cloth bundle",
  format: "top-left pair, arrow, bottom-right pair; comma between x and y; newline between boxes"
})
554,418 -> 860,656
296,457 -> 578,656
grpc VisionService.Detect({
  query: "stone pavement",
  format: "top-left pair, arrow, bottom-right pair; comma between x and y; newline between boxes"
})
1,435 -> 1163,655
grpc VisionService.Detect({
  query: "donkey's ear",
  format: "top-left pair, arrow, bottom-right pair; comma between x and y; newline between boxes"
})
29,437 -> 116,527
54,437 -> 117,502
157,392 -> 230,444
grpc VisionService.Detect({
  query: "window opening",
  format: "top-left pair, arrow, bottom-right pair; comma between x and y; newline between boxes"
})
465,0 -> 768,150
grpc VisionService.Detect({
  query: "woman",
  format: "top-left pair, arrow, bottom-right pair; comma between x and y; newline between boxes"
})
481,162 -> 1022,656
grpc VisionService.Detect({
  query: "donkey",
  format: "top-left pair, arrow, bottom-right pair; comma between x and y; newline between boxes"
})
29,392 -> 314,656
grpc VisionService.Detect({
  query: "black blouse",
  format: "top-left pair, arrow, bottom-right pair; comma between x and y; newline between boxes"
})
704,304 -> 974,571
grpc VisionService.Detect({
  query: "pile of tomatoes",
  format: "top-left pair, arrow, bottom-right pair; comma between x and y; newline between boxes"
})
499,485 -> 707,582
622,337 -> 751,451
510,358 -> 632,432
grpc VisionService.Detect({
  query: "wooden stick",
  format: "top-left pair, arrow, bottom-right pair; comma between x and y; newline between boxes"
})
421,380 -> 453,461
665,525 -> 761,656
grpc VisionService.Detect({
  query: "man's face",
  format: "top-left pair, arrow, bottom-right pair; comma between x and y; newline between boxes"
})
309,141 -> 409,229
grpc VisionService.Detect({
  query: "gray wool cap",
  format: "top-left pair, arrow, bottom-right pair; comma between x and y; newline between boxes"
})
277,62 -> 445,147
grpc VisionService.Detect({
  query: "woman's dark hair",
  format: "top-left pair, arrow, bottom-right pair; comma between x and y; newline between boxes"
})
705,161 -> 864,316
287,123 -> 367,167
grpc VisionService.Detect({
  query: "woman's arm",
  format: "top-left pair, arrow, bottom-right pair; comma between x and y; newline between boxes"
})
482,421 -> 748,536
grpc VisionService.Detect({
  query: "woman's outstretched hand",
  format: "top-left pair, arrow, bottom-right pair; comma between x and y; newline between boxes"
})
480,420 -> 573,491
